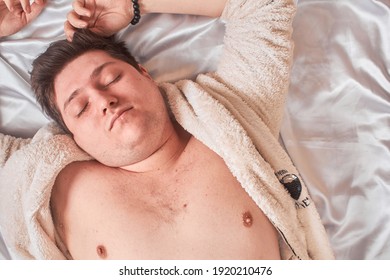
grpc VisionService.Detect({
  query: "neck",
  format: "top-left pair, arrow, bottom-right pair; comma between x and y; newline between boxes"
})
120,122 -> 191,174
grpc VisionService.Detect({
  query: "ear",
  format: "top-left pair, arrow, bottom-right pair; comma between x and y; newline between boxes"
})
138,64 -> 153,80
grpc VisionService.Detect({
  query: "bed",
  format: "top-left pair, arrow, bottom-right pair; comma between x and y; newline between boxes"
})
0,0 -> 389,260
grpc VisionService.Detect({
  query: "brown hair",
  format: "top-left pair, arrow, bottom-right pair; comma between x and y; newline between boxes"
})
30,29 -> 141,133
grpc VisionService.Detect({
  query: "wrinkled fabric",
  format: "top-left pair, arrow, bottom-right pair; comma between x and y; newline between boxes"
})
1,0 -> 390,260
282,0 -> 390,259
0,0 -> 72,138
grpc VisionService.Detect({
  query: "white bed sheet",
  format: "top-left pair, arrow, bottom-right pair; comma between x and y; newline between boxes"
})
282,0 -> 390,259
1,0 -> 389,260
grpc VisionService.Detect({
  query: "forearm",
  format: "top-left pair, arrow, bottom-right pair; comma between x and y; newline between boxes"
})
215,0 -> 296,137
139,0 -> 228,18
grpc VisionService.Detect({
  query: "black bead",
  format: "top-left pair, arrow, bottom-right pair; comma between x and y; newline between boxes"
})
130,0 -> 141,25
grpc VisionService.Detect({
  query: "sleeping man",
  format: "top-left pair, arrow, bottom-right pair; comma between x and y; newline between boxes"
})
0,0 -> 334,259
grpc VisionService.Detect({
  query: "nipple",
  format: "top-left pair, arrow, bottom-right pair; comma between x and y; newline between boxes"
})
97,245 -> 107,259
242,211 -> 253,227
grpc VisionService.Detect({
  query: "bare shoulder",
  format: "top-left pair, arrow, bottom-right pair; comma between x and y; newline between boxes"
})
55,160 -> 107,183
52,160 -> 101,215
51,160 -> 125,258
52,160 -> 118,208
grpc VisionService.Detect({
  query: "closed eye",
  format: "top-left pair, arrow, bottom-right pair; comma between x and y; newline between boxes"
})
77,102 -> 89,118
104,74 -> 122,88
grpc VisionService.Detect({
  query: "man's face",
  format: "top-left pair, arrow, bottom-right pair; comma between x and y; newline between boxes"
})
54,50 -> 173,168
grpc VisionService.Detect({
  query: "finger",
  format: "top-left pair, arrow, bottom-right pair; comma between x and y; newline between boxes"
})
19,0 -> 31,14
72,0 -> 91,17
2,0 -> 14,11
64,20 -> 76,41
34,0 -> 46,5
67,10 -> 88,29
3,0 -> 23,15
26,0 -> 46,22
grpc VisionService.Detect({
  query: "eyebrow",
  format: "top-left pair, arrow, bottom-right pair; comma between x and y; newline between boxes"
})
63,61 -> 116,111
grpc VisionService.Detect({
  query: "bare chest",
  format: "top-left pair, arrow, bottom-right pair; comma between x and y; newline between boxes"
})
62,138 -> 280,259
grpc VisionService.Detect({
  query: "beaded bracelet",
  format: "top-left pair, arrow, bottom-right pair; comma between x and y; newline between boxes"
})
130,0 -> 141,25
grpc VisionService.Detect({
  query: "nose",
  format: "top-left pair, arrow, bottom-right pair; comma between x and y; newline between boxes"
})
98,93 -> 118,115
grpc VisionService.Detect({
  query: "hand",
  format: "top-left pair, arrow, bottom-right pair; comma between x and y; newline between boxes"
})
65,0 -> 133,40
0,0 -> 46,37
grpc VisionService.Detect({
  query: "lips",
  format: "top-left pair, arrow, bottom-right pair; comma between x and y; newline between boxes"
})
108,107 -> 133,130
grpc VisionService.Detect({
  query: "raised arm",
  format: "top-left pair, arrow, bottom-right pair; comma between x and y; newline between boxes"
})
65,0 -> 227,39
215,0 -> 296,136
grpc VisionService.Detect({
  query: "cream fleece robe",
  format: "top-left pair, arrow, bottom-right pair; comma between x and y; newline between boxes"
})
0,0 -> 334,259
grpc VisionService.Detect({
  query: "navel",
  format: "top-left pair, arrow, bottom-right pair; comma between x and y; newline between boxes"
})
96,245 -> 107,259
242,211 -> 253,227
